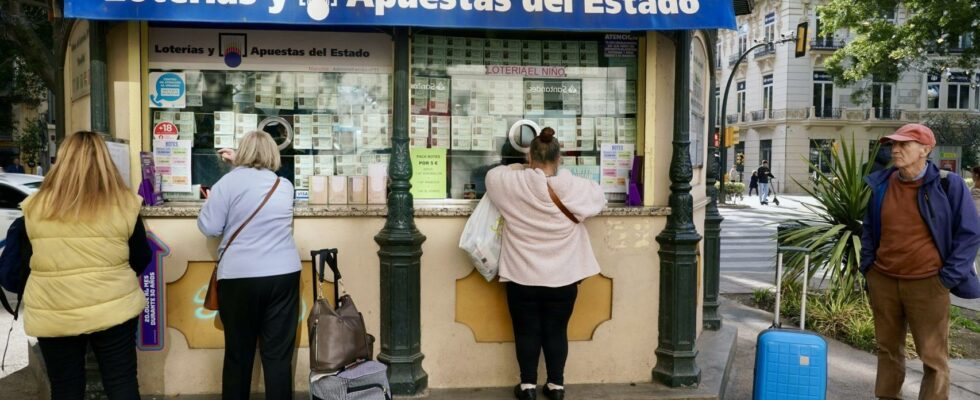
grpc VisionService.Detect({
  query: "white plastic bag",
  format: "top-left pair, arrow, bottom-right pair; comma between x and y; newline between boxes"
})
458,196 -> 504,281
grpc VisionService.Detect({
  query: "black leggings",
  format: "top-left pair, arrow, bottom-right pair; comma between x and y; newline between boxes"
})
506,282 -> 578,386
218,271 -> 300,400
37,318 -> 141,400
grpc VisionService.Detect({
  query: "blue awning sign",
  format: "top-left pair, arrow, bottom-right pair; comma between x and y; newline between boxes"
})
65,0 -> 736,31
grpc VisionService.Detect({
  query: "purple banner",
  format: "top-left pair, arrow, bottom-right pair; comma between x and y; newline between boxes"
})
138,231 -> 170,351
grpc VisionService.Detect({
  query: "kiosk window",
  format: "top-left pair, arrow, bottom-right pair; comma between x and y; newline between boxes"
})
410,32 -> 639,201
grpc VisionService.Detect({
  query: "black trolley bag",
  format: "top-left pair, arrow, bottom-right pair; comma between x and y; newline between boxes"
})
308,249 -> 390,400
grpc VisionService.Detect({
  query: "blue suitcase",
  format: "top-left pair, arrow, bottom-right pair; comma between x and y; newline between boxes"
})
753,249 -> 828,400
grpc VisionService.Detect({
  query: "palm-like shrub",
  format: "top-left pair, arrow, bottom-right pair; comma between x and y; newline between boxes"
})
778,136 -> 878,302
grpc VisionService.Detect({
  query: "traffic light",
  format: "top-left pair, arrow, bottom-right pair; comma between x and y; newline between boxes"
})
795,22 -> 808,58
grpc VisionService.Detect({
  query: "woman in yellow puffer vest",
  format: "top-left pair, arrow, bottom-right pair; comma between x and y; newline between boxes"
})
20,131 -> 151,400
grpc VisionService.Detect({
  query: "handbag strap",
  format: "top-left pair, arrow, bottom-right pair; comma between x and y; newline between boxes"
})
217,177 -> 281,264
547,183 -> 579,224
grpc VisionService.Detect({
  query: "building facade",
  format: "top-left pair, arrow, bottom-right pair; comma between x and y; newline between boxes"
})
717,0 -> 980,193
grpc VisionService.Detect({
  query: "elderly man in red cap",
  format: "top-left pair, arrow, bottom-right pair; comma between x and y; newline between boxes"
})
861,123 -> 980,399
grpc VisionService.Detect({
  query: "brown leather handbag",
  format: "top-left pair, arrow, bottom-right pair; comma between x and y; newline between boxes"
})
308,249 -> 374,374
203,178 -> 281,311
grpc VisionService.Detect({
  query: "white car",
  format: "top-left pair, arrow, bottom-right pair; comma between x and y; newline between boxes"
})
0,174 -> 43,244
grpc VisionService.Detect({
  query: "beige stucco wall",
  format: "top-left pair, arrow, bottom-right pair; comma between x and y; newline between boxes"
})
142,214 -> 668,395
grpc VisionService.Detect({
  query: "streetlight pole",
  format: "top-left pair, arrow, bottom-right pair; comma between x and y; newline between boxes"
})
717,38 -> 796,203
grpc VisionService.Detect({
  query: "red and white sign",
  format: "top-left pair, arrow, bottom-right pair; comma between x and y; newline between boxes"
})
153,122 -> 179,139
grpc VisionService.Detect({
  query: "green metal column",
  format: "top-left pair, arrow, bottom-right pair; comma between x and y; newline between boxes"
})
89,21 -> 109,134
652,30 -> 702,388
374,27 -> 429,396
702,31 -> 722,331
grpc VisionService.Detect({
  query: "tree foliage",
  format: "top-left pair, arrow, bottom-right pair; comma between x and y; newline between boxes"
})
819,0 -> 980,100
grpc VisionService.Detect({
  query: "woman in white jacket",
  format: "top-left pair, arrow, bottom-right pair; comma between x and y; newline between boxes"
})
485,127 -> 607,400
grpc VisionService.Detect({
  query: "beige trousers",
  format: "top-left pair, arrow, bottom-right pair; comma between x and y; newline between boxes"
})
867,268 -> 950,400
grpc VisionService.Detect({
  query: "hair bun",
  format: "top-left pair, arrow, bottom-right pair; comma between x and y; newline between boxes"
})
538,127 -> 556,143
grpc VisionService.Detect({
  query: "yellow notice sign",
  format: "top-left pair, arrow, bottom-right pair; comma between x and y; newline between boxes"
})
410,148 -> 447,199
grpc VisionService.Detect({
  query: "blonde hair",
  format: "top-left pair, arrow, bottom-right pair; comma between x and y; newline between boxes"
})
28,131 -> 132,221
234,130 -> 281,171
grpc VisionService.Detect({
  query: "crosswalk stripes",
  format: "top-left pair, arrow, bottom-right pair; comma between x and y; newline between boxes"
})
718,204 -> 815,273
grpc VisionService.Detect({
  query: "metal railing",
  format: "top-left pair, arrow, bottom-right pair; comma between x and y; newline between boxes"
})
749,110 -> 769,121
726,114 -> 740,124
810,38 -> 844,50
813,107 -> 844,119
753,44 -> 776,59
874,108 -> 901,120
768,108 -> 811,120
729,55 -> 740,67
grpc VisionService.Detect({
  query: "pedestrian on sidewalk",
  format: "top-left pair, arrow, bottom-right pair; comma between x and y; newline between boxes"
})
485,127 -> 606,400
20,131 -> 151,400
198,131 -> 302,400
861,123 -> 980,400
757,161 -> 775,205
748,171 -> 758,196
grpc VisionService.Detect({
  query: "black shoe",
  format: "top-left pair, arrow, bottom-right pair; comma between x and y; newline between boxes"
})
514,384 -> 536,400
542,385 -> 565,400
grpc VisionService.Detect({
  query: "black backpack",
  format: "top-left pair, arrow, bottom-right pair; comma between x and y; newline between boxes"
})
0,217 -> 31,319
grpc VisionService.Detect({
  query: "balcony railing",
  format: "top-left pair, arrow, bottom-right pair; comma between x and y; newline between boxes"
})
813,107 -> 844,119
874,107 -> 901,120
753,45 -> 776,59
769,108 -> 811,120
749,110 -> 772,121
810,38 -> 844,50
728,55 -> 740,67
726,114 -> 740,124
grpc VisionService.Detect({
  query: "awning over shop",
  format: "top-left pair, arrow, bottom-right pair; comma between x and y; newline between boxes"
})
64,0 -> 736,31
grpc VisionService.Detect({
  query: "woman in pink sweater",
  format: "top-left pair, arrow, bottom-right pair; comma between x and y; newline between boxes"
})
485,127 -> 607,400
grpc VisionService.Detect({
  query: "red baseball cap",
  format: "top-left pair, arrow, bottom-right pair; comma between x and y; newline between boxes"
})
880,123 -> 936,146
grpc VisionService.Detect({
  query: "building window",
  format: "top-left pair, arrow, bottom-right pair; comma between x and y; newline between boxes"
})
814,17 -> 832,47
738,24 -> 748,56
760,139 -> 772,166
871,83 -> 893,119
762,74 -> 774,118
813,71 -> 834,118
736,81 -> 746,122
975,74 -> 980,111
714,87 -> 721,126
926,73 -> 941,109
411,33 -> 640,200
954,33 -> 973,51
764,13 -> 776,45
809,139 -> 834,181
716,43 -> 722,69
947,72 -> 970,109
881,7 -> 895,22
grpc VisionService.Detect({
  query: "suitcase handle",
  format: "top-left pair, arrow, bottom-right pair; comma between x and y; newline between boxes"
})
310,249 -> 341,304
775,248 -> 809,330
